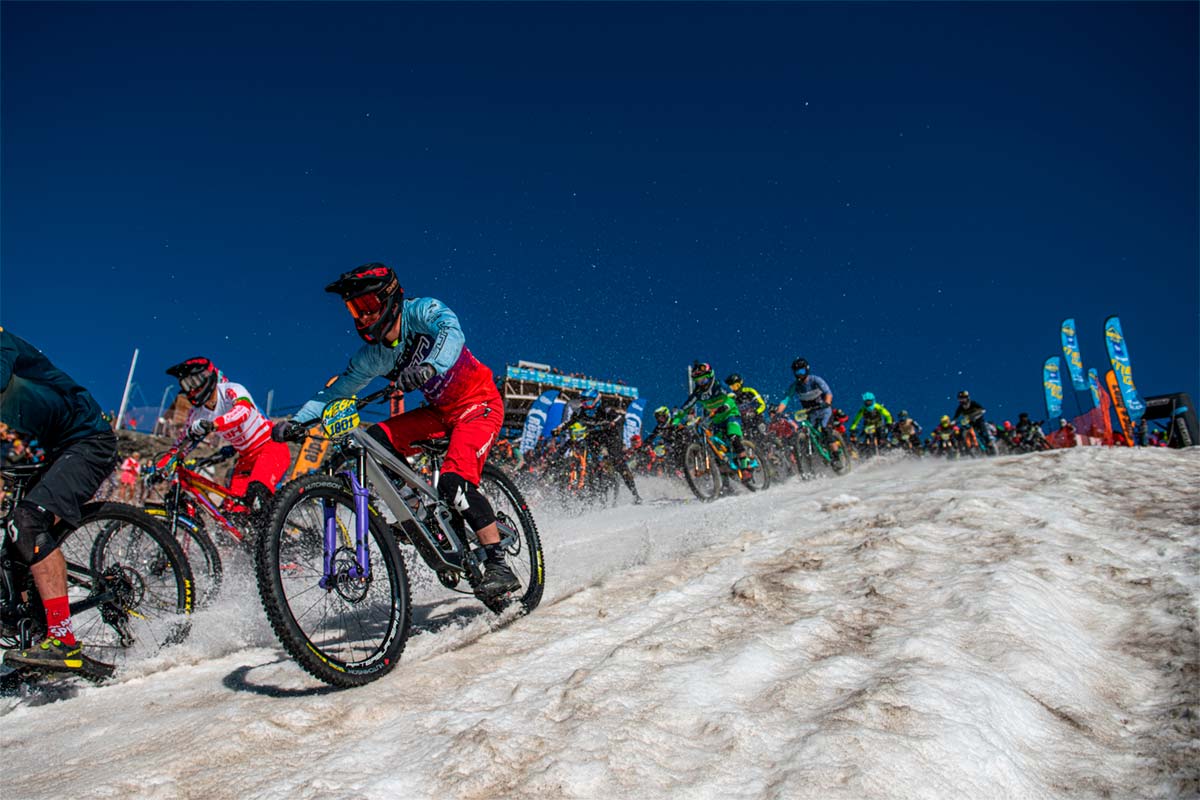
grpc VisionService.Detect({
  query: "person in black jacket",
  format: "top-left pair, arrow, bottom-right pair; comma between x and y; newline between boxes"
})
950,390 -> 996,455
0,328 -> 118,674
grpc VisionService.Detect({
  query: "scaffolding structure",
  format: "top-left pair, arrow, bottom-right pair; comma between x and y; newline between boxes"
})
500,360 -> 638,435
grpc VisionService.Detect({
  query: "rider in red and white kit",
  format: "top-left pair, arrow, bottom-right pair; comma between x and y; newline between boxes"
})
272,263 -> 519,599
165,357 -> 293,510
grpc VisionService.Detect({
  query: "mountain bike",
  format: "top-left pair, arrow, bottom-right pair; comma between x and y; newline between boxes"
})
142,435 -> 273,606
1,462 -> 194,685
790,408 -> 851,479
256,389 -> 544,688
682,417 -> 769,501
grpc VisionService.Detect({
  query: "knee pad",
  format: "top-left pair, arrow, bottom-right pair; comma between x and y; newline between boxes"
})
730,434 -> 746,455
436,473 -> 496,532
9,502 -> 57,566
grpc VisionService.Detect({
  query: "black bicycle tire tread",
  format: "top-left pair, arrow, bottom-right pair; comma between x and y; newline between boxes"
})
144,504 -> 224,607
682,442 -> 718,502
480,464 -> 545,614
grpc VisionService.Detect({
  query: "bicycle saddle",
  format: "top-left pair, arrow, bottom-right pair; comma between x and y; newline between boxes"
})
411,438 -> 450,455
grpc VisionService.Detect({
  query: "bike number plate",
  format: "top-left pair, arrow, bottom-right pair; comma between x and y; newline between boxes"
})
322,398 -> 361,438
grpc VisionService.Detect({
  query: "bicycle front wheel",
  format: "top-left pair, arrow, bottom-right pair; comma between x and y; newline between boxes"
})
255,473 -> 411,688
683,442 -> 721,502
67,502 -> 194,670
144,504 -> 223,608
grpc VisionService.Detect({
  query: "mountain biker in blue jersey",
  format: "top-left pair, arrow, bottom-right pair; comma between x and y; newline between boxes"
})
1,329 -> 118,674
774,358 -> 837,448
271,263 -> 518,598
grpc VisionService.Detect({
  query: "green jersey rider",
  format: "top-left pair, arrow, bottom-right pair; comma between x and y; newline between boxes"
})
675,362 -> 754,472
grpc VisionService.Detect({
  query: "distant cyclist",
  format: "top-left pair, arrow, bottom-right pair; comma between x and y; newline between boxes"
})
164,357 -> 292,513
678,362 -> 753,472
774,357 -> 838,451
0,329 -> 118,674
892,410 -> 923,451
849,392 -> 894,445
272,263 -> 518,598
950,390 -> 996,455
725,373 -> 768,436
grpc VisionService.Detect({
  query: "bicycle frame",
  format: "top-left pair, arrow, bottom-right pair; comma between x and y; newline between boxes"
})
331,428 -> 493,584
792,412 -> 836,464
155,445 -> 249,545
695,421 -> 747,476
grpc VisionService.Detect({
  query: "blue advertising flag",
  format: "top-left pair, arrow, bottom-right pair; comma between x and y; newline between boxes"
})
543,398 -> 568,438
623,398 -> 646,447
1087,368 -> 1103,409
519,390 -> 559,453
1060,319 -> 1087,391
1103,316 -> 1146,423
1043,357 -> 1064,420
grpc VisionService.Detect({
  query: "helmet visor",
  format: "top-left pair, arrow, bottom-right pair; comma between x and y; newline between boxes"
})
694,374 -> 713,389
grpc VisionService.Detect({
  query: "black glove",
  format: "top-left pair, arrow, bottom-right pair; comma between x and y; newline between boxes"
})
218,445 -> 237,460
397,363 -> 436,393
272,418 -> 307,443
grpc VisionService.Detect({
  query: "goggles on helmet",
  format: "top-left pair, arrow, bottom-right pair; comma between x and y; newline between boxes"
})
345,292 -> 385,325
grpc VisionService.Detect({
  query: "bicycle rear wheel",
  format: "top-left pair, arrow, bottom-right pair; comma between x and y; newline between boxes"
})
739,442 -> 770,492
256,473 -> 411,688
478,464 -> 545,615
827,432 -> 852,475
66,503 -> 194,670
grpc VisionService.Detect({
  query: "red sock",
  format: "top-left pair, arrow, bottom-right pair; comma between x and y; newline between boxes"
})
43,595 -> 76,646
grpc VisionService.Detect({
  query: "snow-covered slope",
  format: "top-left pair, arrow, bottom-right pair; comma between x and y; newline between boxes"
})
2,449 -> 1197,800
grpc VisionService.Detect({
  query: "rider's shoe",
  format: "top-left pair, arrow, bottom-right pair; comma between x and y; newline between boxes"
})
478,546 -> 521,598
632,493 -> 644,505
4,636 -> 114,678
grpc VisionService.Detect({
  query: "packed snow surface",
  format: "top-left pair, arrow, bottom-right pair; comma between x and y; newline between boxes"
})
2,448 -> 1197,799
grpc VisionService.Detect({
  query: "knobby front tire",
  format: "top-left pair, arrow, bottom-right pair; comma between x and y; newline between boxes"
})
255,473 -> 411,688
683,442 -> 721,502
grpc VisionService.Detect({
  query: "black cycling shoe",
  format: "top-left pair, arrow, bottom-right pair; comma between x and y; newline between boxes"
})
478,552 -> 521,598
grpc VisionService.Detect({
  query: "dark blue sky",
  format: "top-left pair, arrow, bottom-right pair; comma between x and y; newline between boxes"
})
3,2 -> 1196,428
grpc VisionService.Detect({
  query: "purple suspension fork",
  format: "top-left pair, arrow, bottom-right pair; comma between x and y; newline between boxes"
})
319,470 -> 372,589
